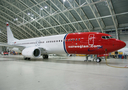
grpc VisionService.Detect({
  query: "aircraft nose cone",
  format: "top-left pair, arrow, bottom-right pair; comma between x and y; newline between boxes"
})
117,40 -> 126,49
120,41 -> 126,48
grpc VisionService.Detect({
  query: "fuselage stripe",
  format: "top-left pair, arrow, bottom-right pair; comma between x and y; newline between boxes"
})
63,34 -> 68,54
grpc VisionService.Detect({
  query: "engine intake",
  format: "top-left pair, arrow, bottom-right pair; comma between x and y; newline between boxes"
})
33,49 -> 40,57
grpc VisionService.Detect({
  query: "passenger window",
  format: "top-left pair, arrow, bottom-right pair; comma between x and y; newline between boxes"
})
76,39 -> 77,41
73,39 -> 75,41
71,39 -> 72,41
79,38 -> 80,41
68,39 -> 70,41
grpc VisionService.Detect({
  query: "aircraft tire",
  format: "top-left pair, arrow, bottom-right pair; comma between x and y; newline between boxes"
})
24,57 -> 27,60
43,54 -> 48,59
27,58 -> 31,60
24,57 -> 31,60
96,58 -> 101,63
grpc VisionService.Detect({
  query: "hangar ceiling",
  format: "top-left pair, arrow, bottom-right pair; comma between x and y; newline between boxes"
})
0,0 -> 128,42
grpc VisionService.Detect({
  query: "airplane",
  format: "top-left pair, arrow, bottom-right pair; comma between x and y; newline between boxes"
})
0,22 -> 126,62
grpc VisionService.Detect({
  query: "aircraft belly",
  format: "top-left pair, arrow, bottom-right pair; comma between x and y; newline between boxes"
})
66,48 -> 105,54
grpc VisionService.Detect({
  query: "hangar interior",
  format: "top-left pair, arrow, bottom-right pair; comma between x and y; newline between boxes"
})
0,0 -> 128,43
0,0 -> 128,90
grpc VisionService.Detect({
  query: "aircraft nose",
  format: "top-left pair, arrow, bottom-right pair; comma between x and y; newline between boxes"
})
120,40 -> 126,48
116,40 -> 126,49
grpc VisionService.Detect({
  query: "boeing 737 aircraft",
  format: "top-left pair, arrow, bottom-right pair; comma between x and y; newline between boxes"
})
1,22 -> 126,62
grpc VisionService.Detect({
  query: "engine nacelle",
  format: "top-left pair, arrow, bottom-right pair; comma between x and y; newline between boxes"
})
22,47 -> 41,57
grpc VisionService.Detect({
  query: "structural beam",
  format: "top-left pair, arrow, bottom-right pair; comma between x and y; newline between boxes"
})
106,0 -> 118,39
51,0 -> 78,32
66,0 -> 91,32
86,0 -> 105,33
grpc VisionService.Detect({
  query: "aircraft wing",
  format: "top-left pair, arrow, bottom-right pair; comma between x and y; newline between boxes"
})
0,42 -> 25,50
0,42 -> 47,53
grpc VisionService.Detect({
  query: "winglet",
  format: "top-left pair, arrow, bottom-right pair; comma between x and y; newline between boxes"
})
6,22 -> 9,26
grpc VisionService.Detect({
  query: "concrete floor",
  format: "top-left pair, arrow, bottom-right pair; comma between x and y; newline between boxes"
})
0,55 -> 128,90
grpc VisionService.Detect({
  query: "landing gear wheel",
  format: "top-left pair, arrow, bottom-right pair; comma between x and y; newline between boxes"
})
24,57 -> 27,60
27,58 -> 30,60
96,58 -> 101,63
24,57 -> 31,60
43,54 -> 48,59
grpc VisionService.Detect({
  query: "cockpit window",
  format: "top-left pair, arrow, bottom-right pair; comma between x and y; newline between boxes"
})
102,36 -> 113,39
102,36 -> 106,39
109,36 -> 113,38
106,36 -> 109,39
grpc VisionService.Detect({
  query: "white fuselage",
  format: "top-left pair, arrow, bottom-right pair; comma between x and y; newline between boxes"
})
11,34 -> 66,54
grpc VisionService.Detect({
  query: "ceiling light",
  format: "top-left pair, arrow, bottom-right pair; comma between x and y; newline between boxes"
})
40,7 -> 43,10
15,18 -> 18,21
14,18 -> 18,21
31,17 -> 34,20
63,0 -> 66,2
28,13 -> 30,15
45,6 -> 47,9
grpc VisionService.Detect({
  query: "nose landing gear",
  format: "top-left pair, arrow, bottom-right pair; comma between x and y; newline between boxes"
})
84,55 -> 102,63
96,58 -> 101,63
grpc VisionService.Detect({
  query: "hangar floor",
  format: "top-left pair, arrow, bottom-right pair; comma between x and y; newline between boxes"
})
0,55 -> 128,90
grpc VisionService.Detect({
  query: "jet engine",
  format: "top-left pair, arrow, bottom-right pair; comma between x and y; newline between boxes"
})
22,47 -> 41,57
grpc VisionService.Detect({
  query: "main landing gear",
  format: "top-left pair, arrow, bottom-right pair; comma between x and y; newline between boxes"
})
43,54 -> 48,59
24,57 -> 31,60
23,54 -> 49,60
